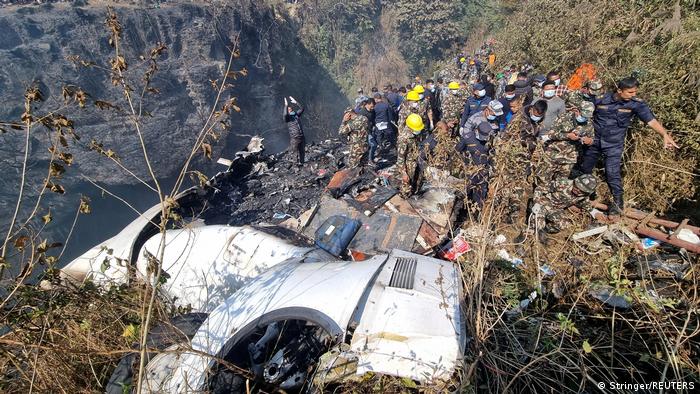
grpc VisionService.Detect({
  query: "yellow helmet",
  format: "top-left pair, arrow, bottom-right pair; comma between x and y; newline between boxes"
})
460,57 -> 466,63
448,81 -> 460,90
413,85 -> 425,94
406,91 -> 420,101
406,114 -> 424,133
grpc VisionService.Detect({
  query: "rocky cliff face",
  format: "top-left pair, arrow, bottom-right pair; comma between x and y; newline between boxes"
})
0,1 -> 348,265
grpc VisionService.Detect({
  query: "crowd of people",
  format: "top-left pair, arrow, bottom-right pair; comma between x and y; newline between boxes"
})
284,45 -> 679,241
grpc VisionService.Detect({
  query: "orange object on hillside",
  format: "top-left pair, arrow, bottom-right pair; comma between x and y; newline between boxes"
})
567,63 -> 597,90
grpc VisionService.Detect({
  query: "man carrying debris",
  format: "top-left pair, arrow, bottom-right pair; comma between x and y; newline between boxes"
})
283,96 -> 305,166
579,77 -> 679,217
396,113 -> 426,198
531,174 -> 598,237
338,106 -> 370,168
536,100 -> 595,186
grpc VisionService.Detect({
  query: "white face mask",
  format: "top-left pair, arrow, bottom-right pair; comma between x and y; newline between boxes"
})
505,93 -> 515,100
543,90 -> 556,98
477,89 -> 486,97
576,115 -> 588,123
530,114 -> 543,122
419,93 -> 425,100
553,79 -> 561,86
486,114 -> 497,120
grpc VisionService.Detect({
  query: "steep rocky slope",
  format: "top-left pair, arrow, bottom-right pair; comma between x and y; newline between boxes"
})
0,0 -> 348,263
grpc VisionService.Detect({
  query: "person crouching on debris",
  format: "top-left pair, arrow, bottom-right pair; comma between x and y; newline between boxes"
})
338,106 -> 370,168
531,174 -> 598,243
284,96 -> 305,166
396,113 -> 426,198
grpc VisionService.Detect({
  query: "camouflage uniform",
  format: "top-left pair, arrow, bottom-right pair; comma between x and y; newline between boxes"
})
398,99 -> 430,131
395,124 -> 424,198
440,90 -> 466,129
532,177 -> 593,232
338,113 -> 370,168
421,122 -> 461,175
490,110 -> 541,223
536,112 -> 594,185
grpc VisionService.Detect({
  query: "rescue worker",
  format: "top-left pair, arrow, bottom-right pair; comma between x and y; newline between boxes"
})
459,82 -> 492,129
338,106 -> 370,168
537,101 -> 595,186
491,99 -> 547,223
579,77 -> 678,217
412,84 -> 434,128
371,93 -> 395,161
459,100 -> 504,210
580,79 -> 603,101
535,80 -> 566,133
547,70 -> 569,97
396,113 -> 426,198
420,120 -> 461,178
425,79 -> 441,122
440,81 -> 466,135
283,96 -> 305,166
531,174 -> 598,237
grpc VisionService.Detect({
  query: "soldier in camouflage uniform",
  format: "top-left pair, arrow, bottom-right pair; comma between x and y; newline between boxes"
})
531,174 -> 598,234
490,98 -> 547,224
535,101 -> 595,186
338,107 -> 370,168
421,121 -> 462,177
398,90 -> 431,133
396,113 -> 425,198
440,81 -> 466,135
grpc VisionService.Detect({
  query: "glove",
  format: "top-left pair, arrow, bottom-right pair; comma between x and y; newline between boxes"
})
289,96 -> 297,104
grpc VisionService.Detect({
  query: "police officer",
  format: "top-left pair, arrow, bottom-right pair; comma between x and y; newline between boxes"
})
579,77 -> 678,217
459,82 -> 492,129
458,100 -> 504,211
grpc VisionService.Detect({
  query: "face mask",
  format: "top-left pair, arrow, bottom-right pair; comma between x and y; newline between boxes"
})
419,94 -> 425,100
410,102 -> 419,108
505,94 -> 515,100
477,89 -> 486,97
289,111 -> 296,116
486,114 -> 497,121
451,90 -> 459,95
553,79 -> 561,86
530,114 -> 543,122
543,90 -> 555,98
576,115 -> 588,123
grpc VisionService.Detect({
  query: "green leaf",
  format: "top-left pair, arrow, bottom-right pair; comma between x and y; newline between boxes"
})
401,377 -> 417,388
582,340 -> 593,354
122,323 -> 139,341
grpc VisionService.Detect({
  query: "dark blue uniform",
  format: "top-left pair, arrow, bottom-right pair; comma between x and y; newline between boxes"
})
579,92 -> 655,204
459,96 -> 492,127
458,115 -> 498,209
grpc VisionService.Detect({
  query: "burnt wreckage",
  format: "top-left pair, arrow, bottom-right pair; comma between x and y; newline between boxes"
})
62,137 -> 466,392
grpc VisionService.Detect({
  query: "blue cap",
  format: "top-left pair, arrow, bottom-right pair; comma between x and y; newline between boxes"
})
473,83 -> 485,90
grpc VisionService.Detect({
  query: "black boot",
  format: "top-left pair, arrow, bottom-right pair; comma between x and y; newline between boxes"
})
609,195 -> 624,217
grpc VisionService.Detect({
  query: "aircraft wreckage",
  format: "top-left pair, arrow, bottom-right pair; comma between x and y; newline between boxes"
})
61,136 -> 700,392
61,137 -> 467,392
